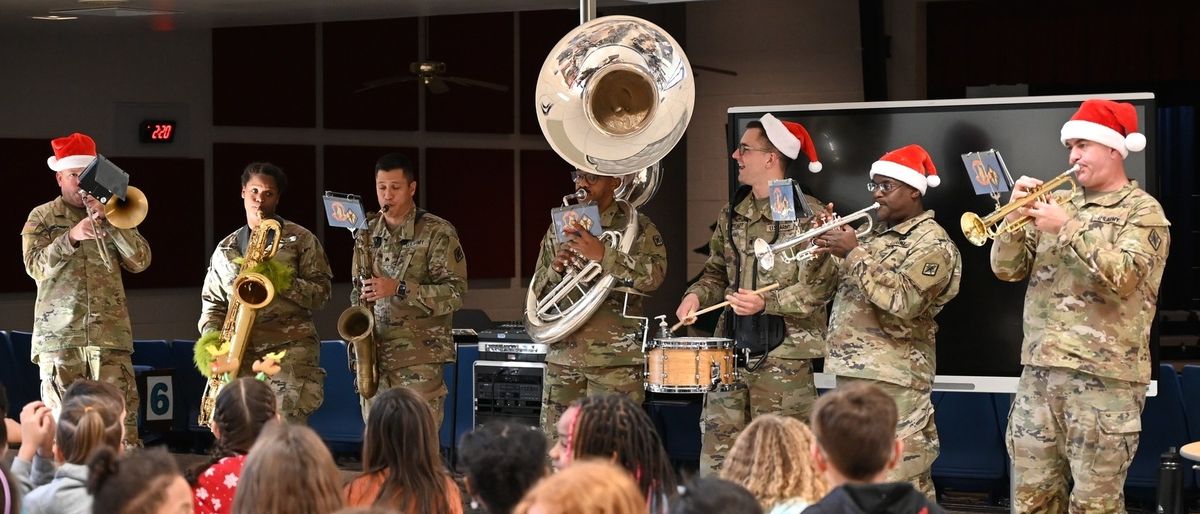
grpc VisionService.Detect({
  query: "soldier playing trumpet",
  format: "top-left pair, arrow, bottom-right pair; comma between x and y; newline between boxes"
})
351,153 -> 467,427
199,162 -> 332,424
993,99 -> 1170,513
810,144 -> 962,499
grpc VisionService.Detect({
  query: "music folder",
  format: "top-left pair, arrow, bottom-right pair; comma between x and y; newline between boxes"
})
79,155 -> 130,203
322,191 -> 367,230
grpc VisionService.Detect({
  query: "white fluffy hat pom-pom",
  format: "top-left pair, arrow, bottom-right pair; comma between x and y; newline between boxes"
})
808,161 -> 823,173
1125,132 -> 1146,153
926,174 -> 941,187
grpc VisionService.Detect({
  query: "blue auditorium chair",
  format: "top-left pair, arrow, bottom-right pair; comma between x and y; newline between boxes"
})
1125,364 -> 1192,494
440,361 -> 457,455
1180,365 -> 1200,444
0,331 -> 21,418
930,392 -> 1010,498
132,339 -> 172,370
453,343 -> 479,451
169,339 -> 213,451
309,340 -> 364,455
6,331 -> 41,411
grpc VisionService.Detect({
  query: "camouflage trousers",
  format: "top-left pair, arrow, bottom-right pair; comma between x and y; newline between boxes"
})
205,341 -> 326,425
36,347 -> 141,447
361,361 -> 448,430
838,377 -> 939,500
1006,365 -> 1146,514
700,357 -> 817,476
540,362 -> 644,445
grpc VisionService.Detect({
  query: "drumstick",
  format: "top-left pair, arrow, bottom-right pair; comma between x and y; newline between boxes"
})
671,283 -> 782,333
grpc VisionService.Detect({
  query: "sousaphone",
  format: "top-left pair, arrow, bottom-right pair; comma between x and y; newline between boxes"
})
524,15 -> 695,344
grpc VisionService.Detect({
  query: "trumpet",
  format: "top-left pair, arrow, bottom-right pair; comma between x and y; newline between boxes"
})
754,203 -> 880,271
960,165 -> 1078,246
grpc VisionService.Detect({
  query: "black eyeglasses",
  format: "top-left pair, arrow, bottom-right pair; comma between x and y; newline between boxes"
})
866,181 -> 901,193
570,170 -> 602,184
735,143 -> 773,155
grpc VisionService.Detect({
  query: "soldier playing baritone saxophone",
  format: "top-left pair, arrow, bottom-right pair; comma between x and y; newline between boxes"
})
199,163 -> 332,424
351,153 -> 467,428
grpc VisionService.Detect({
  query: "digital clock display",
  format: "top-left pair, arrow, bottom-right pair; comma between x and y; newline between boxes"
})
139,120 -> 177,143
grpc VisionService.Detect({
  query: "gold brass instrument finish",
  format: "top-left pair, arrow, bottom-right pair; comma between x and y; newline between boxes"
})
754,203 -> 881,271
82,185 -> 149,272
337,212 -> 380,399
199,216 -> 282,425
960,165 -> 1079,246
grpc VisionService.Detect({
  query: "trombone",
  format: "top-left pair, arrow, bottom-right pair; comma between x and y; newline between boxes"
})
81,186 -> 148,271
959,164 -> 1078,246
753,203 -> 880,271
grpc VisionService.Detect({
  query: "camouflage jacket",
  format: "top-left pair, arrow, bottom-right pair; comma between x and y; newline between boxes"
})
349,208 -> 468,366
991,181 -> 1170,384
22,197 -> 152,353
820,210 -> 962,390
199,219 -> 332,353
685,194 -> 837,360
530,202 -> 667,367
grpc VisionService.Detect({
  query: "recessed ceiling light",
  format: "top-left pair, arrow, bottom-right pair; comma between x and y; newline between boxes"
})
50,6 -> 179,17
31,15 -> 79,20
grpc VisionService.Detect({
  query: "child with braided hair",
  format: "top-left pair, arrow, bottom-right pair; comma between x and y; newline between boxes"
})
549,394 -> 678,512
87,447 -> 193,513
188,377 -> 278,514
720,414 -> 828,513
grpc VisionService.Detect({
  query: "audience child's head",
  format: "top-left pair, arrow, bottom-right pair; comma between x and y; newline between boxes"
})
87,447 -> 193,514
669,477 -> 763,514
810,382 -> 901,486
721,414 -> 828,509
231,421 -> 344,514
56,382 -> 126,464
187,377 -> 277,484
514,460 -> 646,514
552,394 -> 677,502
358,386 -> 453,513
457,421 -> 548,514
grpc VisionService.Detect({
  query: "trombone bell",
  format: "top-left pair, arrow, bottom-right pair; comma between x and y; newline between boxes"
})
104,185 -> 149,230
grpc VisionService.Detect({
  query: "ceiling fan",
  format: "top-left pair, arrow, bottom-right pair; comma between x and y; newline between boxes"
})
355,60 -> 510,95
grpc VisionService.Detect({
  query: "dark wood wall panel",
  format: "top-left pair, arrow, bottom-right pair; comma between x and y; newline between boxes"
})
323,18 -> 420,131
4,138 -> 59,293
424,148 -> 514,279
108,157 -> 206,289
928,1 -> 1200,98
518,10 -> 579,135
519,150 -> 574,278
426,13 -> 515,133
322,145 -> 419,281
211,144 -> 318,242
213,24 -> 317,127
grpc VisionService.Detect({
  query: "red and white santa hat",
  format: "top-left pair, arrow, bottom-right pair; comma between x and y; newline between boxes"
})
869,144 -> 940,195
759,113 -> 822,172
1059,99 -> 1145,158
47,132 -> 97,171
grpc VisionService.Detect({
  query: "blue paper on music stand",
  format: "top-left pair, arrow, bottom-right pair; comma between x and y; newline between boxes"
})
323,191 -> 367,230
960,150 -> 1012,196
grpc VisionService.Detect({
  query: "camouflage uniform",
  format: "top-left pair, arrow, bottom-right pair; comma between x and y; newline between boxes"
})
200,218 -> 332,424
991,182 -> 1169,513
22,197 -> 151,446
685,194 -> 838,475
530,202 -> 666,442
820,210 -> 961,498
350,208 -> 468,426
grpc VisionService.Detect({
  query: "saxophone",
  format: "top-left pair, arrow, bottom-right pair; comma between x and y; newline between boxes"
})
198,215 -> 283,425
337,211 -> 380,399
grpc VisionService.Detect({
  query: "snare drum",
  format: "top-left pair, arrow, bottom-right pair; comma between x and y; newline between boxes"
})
644,337 -> 737,393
